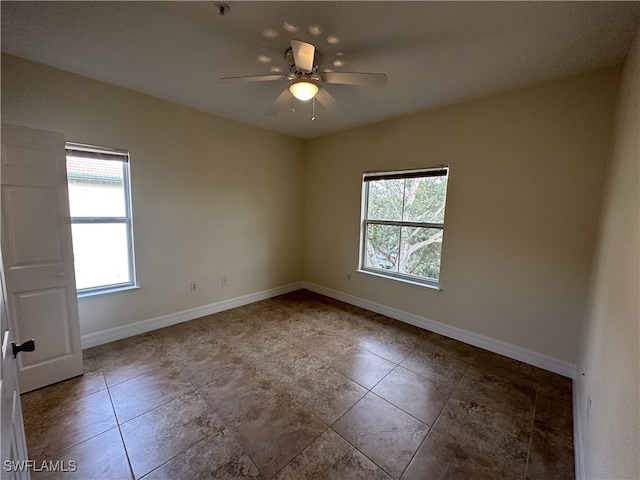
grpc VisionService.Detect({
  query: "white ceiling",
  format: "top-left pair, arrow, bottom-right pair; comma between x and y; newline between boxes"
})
2,1 -> 640,139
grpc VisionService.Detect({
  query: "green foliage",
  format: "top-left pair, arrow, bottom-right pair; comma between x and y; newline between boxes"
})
367,179 -> 403,221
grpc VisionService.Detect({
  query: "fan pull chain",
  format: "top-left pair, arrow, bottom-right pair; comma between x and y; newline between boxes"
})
312,97 -> 316,121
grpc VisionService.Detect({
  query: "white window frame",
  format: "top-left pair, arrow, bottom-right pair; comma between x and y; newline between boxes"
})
359,166 -> 449,289
66,142 -> 137,296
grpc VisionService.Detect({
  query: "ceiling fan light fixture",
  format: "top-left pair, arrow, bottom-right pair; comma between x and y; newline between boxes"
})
290,81 -> 318,101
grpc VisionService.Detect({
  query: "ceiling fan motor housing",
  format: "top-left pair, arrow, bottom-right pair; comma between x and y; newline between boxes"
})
285,47 -> 322,78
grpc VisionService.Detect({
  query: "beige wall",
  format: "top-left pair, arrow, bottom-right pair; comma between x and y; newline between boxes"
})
0,53 -> 625,370
3,41 -> 636,478
1,54 -> 305,336
575,29 -> 639,479
304,67 -> 620,365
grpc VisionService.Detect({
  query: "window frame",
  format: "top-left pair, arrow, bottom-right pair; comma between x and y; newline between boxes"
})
65,142 -> 137,296
359,166 -> 449,289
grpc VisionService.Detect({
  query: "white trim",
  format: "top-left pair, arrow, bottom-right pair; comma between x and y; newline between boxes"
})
303,281 -> 576,378
78,284 -> 141,298
81,282 -> 304,349
82,279 -> 577,378
358,268 -> 442,291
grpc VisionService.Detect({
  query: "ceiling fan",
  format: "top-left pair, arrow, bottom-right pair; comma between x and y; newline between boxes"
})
219,39 -> 387,118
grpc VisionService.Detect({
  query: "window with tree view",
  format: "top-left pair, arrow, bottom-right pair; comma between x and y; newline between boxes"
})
66,143 -> 136,294
360,167 -> 449,287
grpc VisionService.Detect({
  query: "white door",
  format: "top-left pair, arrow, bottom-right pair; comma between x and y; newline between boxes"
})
1,167 -> 30,480
1,258 -> 30,480
1,124 -> 82,393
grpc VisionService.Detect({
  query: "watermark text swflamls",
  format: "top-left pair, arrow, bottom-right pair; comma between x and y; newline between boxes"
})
3,460 -> 77,473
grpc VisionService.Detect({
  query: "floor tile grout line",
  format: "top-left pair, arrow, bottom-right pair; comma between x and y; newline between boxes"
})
200,373 -> 332,474
23,386 -> 120,463
368,369 -> 454,429
104,383 -> 136,480
428,363 -> 538,480
30,424 -> 122,469
150,355 -> 267,476
319,344 -> 401,385
366,362 -> 399,392
267,426 -> 331,480
197,382 -> 282,427
26,291 -> 574,479
329,426 -> 400,480
422,362 -> 472,440
317,321 -> 418,365
102,359 -> 180,390
366,390 -> 434,430
329,390 -> 431,479
316,360 -> 375,390
398,427 -> 435,480
112,383 -> 199,426
111,380 -> 234,479
280,348 -> 436,480
125,305 -> 435,478
394,357 -> 469,392
267,349 -> 377,424
136,430 -> 248,480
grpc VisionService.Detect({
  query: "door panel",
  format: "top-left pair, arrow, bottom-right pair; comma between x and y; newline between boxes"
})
1,124 -> 82,393
13,288 -> 71,366
1,152 -> 30,480
3,186 -> 64,266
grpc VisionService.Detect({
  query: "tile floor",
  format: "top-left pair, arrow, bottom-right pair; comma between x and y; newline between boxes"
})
21,289 -> 575,479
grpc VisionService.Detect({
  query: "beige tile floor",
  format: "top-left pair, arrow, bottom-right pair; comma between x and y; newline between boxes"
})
22,290 -> 575,479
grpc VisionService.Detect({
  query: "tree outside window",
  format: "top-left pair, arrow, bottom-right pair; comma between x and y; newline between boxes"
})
361,167 -> 449,286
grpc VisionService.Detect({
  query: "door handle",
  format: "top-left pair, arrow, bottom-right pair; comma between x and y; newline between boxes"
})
12,339 -> 35,358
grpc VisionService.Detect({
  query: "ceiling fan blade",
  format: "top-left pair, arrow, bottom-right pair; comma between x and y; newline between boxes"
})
291,39 -> 315,72
219,74 -> 286,85
265,88 -> 292,116
315,87 -> 345,112
322,72 -> 387,87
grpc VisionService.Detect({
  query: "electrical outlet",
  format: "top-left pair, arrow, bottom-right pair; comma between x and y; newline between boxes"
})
221,277 -> 227,286
347,274 -> 352,281
190,282 -> 197,291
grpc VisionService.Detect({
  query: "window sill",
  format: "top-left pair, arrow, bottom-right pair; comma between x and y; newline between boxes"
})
358,269 -> 442,291
77,284 -> 141,299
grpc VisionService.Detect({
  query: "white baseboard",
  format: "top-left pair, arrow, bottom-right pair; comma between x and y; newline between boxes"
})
82,279 -> 576,378
303,281 -> 576,378
81,282 -> 304,349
